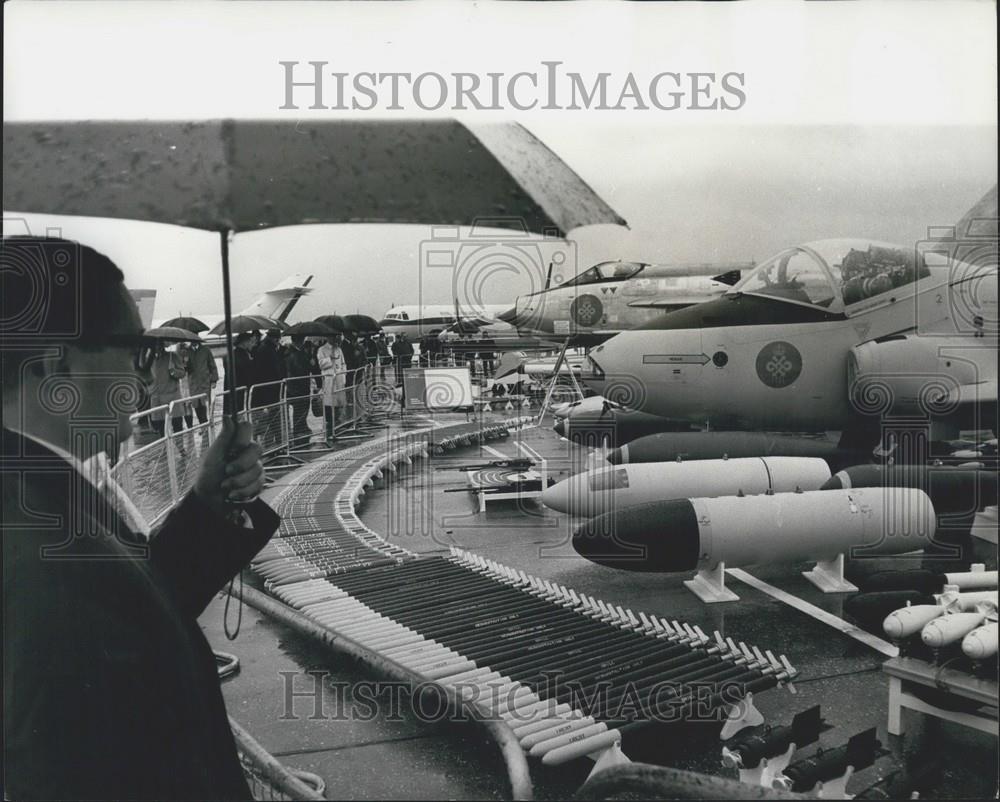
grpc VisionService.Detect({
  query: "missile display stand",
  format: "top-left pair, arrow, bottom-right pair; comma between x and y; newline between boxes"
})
802,553 -> 859,594
684,562 -> 741,604
465,441 -> 549,513
883,655 -> 999,738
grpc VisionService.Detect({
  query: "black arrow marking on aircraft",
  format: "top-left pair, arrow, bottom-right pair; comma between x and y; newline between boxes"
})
642,353 -> 712,365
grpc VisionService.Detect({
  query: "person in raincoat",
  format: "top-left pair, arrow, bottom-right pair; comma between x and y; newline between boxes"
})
316,332 -> 347,447
180,340 -> 218,426
149,343 -> 187,436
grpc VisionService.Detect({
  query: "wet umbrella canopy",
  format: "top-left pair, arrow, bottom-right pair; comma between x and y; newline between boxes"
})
4,120 -> 625,235
3,118 -> 626,414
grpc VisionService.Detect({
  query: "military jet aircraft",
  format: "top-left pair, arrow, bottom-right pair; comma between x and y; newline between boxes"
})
498,259 -> 751,341
583,188 -> 998,441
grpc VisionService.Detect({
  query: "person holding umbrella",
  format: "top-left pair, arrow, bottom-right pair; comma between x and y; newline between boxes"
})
181,338 -> 218,425
2,237 -> 277,801
375,332 -> 391,382
250,329 -> 286,448
223,329 -> 257,415
283,322 -> 330,447
316,331 -> 347,447
391,332 -> 414,387
149,340 -> 187,437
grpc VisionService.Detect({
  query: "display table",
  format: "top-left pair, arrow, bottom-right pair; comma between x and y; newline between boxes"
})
883,655 -> 998,737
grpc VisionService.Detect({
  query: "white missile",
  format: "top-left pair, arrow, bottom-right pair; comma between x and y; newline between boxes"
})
542,457 -> 832,517
921,612 -> 989,648
961,622 -> 998,660
883,604 -> 946,640
574,487 -> 937,573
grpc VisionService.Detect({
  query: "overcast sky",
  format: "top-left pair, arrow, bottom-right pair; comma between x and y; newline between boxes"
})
4,1 -> 997,320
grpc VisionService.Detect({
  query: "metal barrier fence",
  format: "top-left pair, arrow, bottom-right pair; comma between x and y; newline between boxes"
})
107,348 -> 551,529
111,360 -> 393,528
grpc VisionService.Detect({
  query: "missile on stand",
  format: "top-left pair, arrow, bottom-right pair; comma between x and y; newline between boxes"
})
608,431 -> 869,470
542,457 -> 831,517
573,487 -> 936,574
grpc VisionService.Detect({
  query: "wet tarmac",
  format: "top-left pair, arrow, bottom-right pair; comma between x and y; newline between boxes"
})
203,414 -> 997,799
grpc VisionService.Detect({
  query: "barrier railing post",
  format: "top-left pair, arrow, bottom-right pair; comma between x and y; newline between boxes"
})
164,401 -> 180,505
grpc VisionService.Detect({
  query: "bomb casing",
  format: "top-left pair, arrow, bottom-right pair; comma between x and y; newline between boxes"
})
573,487 -> 936,573
542,457 -> 832,517
962,621 -> 998,660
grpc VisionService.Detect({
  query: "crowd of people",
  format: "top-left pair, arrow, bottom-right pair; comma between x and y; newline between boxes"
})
135,326 -> 512,450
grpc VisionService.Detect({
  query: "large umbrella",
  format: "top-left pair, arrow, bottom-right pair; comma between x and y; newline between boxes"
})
4,119 -> 626,415
160,316 -> 208,333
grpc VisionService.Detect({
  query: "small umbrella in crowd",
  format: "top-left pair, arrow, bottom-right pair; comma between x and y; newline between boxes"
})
285,320 -> 335,337
142,326 -> 202,342
159,316 -> 209,333
343,314 -> 381,334
208,315 -> 270,336
313,314 -> 347,333
250,315 -> 287,331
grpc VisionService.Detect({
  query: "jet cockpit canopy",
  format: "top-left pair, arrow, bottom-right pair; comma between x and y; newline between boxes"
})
559,260 -> 648,288
729,239 -> 930,313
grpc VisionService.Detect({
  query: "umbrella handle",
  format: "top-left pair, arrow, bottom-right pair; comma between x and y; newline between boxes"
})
219,230 -> 240,422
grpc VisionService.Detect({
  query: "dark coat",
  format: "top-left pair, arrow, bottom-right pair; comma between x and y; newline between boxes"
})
2,428 -> 278,800
224,346 -> 255,414
284,343 -> 315,399
251,341 -> 286,406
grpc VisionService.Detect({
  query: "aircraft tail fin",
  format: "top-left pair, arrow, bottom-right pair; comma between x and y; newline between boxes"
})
239,274 -> 314,321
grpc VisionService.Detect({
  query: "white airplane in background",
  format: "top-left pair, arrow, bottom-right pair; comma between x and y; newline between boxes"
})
499,259 -> 752,343
152,273 -> 314,335
379,303 -> 511,337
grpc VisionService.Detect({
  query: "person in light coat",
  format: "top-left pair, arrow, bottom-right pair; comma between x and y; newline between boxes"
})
316,333 -> 347,447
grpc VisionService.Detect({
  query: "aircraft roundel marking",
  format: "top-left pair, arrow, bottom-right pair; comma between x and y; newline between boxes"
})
571,294 -> 603,327
755,341 -> 802,388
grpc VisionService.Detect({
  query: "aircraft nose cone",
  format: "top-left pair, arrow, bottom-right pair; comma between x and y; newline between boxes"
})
606,446 -> 626,465
553,418 -> 566,437
496,305 -> 520,324
540,477 -> 572,513
572,499 -> 701,572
